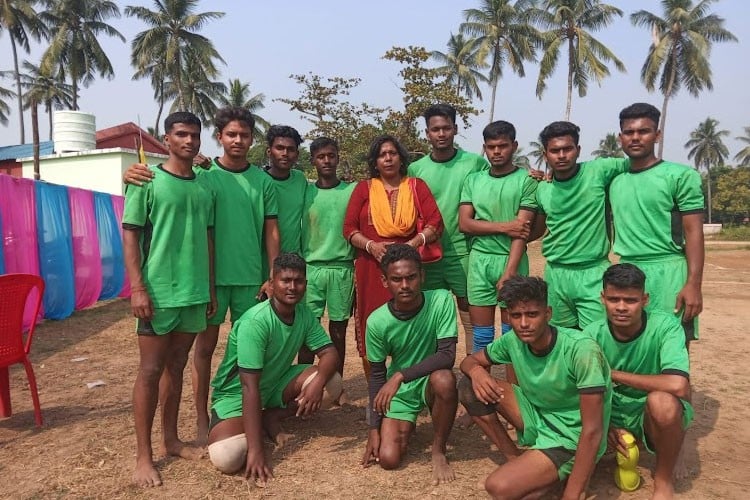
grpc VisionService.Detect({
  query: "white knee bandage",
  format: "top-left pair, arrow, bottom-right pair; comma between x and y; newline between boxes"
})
208,433 -> 247,474
301,371 -> 343,408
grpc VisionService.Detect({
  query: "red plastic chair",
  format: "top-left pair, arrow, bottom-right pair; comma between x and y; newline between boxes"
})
0,273 -> 44,426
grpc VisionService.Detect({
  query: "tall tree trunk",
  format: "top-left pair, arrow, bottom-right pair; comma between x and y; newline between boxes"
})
32,102 -> 40,180
10,37 -> 25,144
488,43 -> 500,123
706,164 -> 712,223
565,35 -> 575,121
658,46 -> 679,159
154,81 -> 165,138
175,52 -> 185,110
47,102 -> 53,140
489,76 -> 498,123
72,78 -> 79,110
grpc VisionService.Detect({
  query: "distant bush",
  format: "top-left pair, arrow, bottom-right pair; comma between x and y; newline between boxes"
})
713,225 -> 750,241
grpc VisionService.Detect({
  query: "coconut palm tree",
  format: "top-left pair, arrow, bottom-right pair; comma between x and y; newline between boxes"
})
528,140 -> 546,170
39,0 -> 125,110
631,0 -> 737,157
460,0 -> 539,122
126,0 -> 225,112
0,83 -> 13,125
164,55 -> 226,125
528,0 -> 625,120
17,60 -> 75,139
685,117 -> 729,223
591,132 -> 623,158
431,32 -> 489,100
132,59 -> 168,137
734,126 -> 750,167
217,78 -> 270,141
0,0 -> 47,142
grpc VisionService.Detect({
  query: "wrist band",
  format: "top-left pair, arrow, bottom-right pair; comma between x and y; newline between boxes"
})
418,232 -> 426,246
365,240 -> 373,254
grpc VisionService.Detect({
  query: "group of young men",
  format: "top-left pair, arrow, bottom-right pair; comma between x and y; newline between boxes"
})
122,101 -> 703,500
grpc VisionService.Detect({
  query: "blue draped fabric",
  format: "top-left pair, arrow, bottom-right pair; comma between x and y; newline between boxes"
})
36,182 -> 75,319
94,192 -> 125,299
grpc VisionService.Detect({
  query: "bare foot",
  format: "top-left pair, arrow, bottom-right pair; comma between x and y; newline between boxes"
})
161,440 -> 205,460
335,389 -> 350,406
273,432 -> 294,450
673,447 -> 690,481
455,407 -> 474,429
431,452 -> 456,485
652,480 -> 675,500
133,458 -> 162,487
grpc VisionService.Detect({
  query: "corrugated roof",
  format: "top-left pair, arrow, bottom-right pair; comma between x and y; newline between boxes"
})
0,141 -> 54,161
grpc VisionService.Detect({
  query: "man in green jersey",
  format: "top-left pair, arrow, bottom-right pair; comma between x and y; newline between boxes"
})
207,253 -> 341,484
123,112 -> 216,488
611,103 -> 704,343
460,276 -> 611,499
458,120 -> 536,355
530,121 -> 628,330
298,137 -> 355,388
408,103 -> 490,355
123,107 -> 281,444
362,244 -> 458,485
585,264 -> 692,499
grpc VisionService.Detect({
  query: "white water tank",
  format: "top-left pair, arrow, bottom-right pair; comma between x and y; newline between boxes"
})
53,110 -> 96,152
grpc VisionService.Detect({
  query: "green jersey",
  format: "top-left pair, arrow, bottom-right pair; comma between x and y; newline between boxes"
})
122,165 -> 214,308
197,160 -> 278,286
264,168 -> 308,253
486,327 -> 612,454
460,167 -> 538,255
584,311 -> 689,428
302,180 -> 356,265
610,160 -> 704,260
536,158 -> 627,265
366,289 -> 458,374
408,149 -> 489,257
211,300 -> 333,405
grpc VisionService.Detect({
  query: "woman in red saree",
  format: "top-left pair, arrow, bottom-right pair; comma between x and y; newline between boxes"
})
343,135 -> 443,377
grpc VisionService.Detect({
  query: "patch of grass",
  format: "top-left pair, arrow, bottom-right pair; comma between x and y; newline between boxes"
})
712,225 -> 750,241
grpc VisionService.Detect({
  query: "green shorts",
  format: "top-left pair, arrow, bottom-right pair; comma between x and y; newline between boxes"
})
136,303 -> 207,335
384,376 -> 430,424
211,364 -> 311,420
422,254 -> 469,298
468,250 -> 529,307
620,257 -> 698,340
545,260 -> 609,329
512,385 -> 580,480
614,397 -> 694,454
208,285 -> 260,326
305,263 -> 354,321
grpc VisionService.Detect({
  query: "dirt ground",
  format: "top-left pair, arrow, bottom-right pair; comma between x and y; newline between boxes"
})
1,242 -> 749,499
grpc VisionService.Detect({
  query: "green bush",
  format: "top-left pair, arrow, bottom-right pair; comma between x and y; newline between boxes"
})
713,225 -> 750,241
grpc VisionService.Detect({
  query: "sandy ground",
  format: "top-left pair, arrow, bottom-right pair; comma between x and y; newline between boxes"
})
1,242 -> 749,499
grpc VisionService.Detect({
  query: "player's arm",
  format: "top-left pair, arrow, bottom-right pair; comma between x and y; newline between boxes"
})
296,345 -> 339,417
611,371 -> 690,400
240,370 -> 273,483
498,209 -> 536,290
123,227 -> 153,320
458,203 -> 530,239
562,391 -> 604,500
677,213 -> 704,321
259,218 -> 280,299
528,212 -> 547,242
205,228 -> 217,318
460,349 -> 505,405
362,360 -> 387,467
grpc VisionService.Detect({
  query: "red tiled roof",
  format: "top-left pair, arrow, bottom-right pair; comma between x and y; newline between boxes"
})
95,122 -> 168,155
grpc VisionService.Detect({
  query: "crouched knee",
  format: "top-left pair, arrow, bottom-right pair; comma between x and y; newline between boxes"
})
457,375 -> 495,417
208,433 -> 247,474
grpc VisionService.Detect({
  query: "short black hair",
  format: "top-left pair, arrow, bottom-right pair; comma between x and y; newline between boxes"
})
483,120 -> 516,141
367,135 -> 409,178
164,111 -> 201,133
499,276 -> 548,308
380,243 -> 422,274
423,103 -> 457,126
602,263 -> 646,291
310,136 -> 339,156
539,121 -> 580,149
619,102 -> 661,129
266,125 -> 303,147
214,106 -> 255,134
272,252 -> 306,274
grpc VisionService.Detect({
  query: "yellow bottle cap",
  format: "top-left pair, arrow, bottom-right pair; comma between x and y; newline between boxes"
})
621,432 -> 636,446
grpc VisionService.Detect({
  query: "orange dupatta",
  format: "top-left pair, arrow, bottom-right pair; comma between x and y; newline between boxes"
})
368,177 -> 416,238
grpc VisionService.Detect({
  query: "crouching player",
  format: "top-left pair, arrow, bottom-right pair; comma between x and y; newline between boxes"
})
460,276 -> 612,499
207,253 -> 342,484
362,244 -> 458,485
585,264 -> 692,499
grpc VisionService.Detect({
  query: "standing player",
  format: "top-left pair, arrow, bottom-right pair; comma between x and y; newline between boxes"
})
123,112 -> 216,487
408,103 -> 489,355
531,121 -> 628,330
298,137 -> 356,389
458,120 -> 536,354
362,244 -> 458,485
460,276 -> 611,499
123,107 -> 281,444
585,264 -> 692,499
611,103 -> 704,343
207,253 -> 341,483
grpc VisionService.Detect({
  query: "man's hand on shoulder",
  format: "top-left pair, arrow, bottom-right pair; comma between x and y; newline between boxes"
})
123,163 -> 154,186
194,153 -> 211,170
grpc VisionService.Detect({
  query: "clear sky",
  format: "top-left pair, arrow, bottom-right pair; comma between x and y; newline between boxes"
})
1,0 -> 748,166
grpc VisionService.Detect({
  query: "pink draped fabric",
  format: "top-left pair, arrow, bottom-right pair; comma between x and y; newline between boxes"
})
111,194 -> 131,297
68,187 -> 103,309
0,174 -> 43,327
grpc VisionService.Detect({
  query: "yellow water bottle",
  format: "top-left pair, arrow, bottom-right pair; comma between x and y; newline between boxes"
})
614,431 -> 641,492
